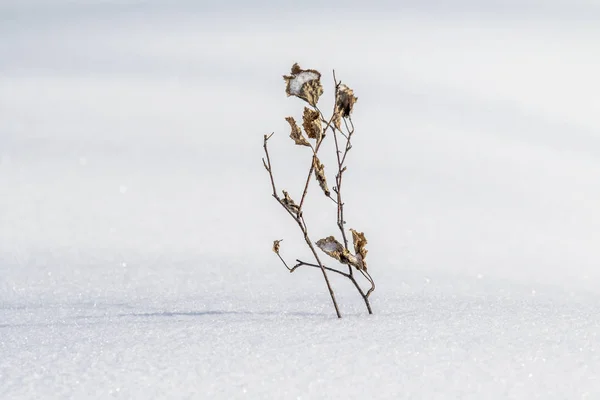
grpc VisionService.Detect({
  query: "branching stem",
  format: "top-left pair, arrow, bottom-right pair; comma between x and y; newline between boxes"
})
263,134 -> 342,318
264,67 -> 375,318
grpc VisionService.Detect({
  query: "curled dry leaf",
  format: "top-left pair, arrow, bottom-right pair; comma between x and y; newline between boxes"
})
316,236 -> 362,269
281,190 -> 300,214
316,236 -> 344,261
285,117 -> 310,147
334,84 -> 358,129
283,63 -> 323,106
313,156 -> 330,197
302,107 -> 322,140
272,239 -> 283,254
350,229 -> 368,270
337,84 -> 357,117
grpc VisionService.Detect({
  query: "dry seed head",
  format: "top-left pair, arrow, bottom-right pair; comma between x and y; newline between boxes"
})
291,63 -> 302,75
285,117 -> 310,147
272,239 -> 283,254
302,107 -> 323,140
313,156 -> 330,197
283,63 -> 323,106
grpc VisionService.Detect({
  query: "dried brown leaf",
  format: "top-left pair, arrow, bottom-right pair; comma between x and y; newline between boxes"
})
272,239 -> 283,254
316,236 -> 344,262
316,236 -> 362,269
283,64 -> 323,106
337,84 -> 357,117
350,229 -> 368,270
285,117 -> 310,147
302,79 -> 324,107
281,190 -> 300,214
333,84 -> 357,129
313,156 -> 330,197
346,252 -> 362,270
302,107 -> 322,140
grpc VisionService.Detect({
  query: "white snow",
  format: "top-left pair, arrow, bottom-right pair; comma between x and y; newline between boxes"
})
2,1 -> 600,398
286,70 -> 321,97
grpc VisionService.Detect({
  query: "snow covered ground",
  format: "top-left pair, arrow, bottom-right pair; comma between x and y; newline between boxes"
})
2,1 -> 600,398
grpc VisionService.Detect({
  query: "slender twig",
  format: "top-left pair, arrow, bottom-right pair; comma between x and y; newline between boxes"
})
291,259 -> 372,314
314,71 -> 374,313
332,126 -> 349,251
291,259 -> 348,277
329,79 -> 374,312
349,273 -> 373,314
297,158 -> 316,214
276,253 -> 291,270
364,270 -> 376,298
359,269 -> 376,298
298,97 -> 339,213
263,134 -> 342,318
262,133 -> 276,195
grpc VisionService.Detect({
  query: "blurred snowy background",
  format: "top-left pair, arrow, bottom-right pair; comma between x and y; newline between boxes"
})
1,0 -> 600,398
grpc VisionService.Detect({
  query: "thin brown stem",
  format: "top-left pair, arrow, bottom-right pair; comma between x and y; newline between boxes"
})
362,270 -> 376,298
348,273 -> 373,314
276,252 -> 291,270
332,131 -> 352,253
316,72 -> 374,313
297,215 -> 341,318
291,259 -> 348,277
298,100 -> 338,213
297,159 -> 316,213
262,133 -> 277,196
328,83 -> 374,312
263,134 -> 342,318
293,260 -> 372,314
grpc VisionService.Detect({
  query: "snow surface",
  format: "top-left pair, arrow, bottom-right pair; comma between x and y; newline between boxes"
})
2,1 -> 600,398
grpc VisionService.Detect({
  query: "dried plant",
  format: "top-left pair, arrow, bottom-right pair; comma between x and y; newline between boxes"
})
262,63 -> 375,318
